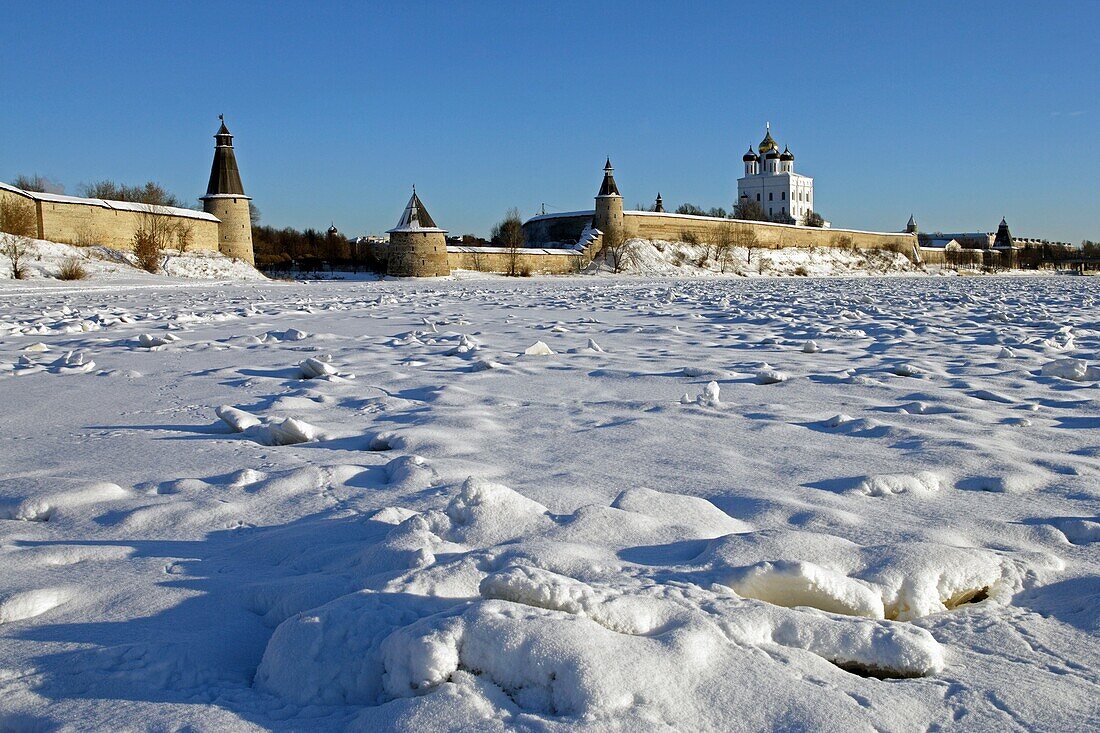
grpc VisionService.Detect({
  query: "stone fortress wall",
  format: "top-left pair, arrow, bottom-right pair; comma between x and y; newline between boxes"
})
0,181 -> 221,253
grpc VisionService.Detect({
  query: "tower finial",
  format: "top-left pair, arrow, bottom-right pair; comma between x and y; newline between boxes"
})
219,113 -> 224,122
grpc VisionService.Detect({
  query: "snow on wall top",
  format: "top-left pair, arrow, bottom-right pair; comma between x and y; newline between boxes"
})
0,181 -> 220,223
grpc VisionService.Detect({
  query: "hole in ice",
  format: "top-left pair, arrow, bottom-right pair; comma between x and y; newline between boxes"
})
830,659 -> 925,680
943,585 -> 989,610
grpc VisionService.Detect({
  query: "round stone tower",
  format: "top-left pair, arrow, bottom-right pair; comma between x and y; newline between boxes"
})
386,188 -> 450,277
593,158 -> 624,247
201,116 -> 254,264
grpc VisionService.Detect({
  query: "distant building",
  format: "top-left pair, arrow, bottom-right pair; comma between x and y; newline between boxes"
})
737,124 -> 814,224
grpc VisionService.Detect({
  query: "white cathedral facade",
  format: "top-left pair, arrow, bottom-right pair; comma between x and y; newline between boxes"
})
737,124 -> 814,224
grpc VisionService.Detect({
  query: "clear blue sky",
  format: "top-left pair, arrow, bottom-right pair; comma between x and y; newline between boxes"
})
1,1 -> 1096,243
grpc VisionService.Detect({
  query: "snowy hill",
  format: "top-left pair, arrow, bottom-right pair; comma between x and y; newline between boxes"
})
596,238 -> 921,277
0,237 -> 265,283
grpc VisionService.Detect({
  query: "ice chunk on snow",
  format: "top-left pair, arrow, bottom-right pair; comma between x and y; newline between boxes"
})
264,417 -> 320,446
299,356 -> 337,379
697,380 -> 721,406
23,342 -> 50,352
216,405 -> 262,432
755,367 -> 788,384
1041,358 -> 1099,381
137,332 -> 180,348
523,340 -> 554,356
444,477 -> 551,545
855,471 -> 940,497
215,405 -> 321,446
723,560 -> 885,618
802,340 -> 819,353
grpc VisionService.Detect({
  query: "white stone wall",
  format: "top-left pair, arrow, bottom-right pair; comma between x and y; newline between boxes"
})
737,171 -> 814,223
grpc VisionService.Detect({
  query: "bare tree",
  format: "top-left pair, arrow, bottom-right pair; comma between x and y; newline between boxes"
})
1,196 -> 37,279
732,198 -> 767,221
12,174 -> 63,194
132,207 -> 178,273
81,180 -> 181,207
491,207 -> 525,276
714,224 -> 739,272
173,220 -> 194,255
802,210 -> 825,227
603,230 -> 637,274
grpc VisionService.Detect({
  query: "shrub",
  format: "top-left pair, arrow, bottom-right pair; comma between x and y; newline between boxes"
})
1,197 -> 37,279
519,265 -> 533,277
680,231 -> 700,246
793,265 -> 809,277
58,257 -> 88,280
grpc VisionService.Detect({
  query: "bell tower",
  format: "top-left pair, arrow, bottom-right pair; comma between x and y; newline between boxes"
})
201,116 -> 255,265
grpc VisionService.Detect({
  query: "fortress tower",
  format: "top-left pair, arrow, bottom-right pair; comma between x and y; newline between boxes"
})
593,158 -> 624,246
386,188 -> 450,277
201,116 -> 254,264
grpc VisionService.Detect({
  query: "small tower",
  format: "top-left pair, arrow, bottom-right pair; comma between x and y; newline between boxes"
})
993,217 -> 1014,249
743,145 -> 759,176
779,146 -> 795,174
654,192 -> 664,213
593,158 -> 624,246
386,188 -> 450,277
201,116 -> 254,264
905,214 -> 918,234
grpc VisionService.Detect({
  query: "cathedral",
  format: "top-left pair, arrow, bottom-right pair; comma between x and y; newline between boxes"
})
737,124 -> 814,224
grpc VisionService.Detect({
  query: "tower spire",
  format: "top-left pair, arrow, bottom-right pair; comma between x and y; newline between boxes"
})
206,116 -> 243,195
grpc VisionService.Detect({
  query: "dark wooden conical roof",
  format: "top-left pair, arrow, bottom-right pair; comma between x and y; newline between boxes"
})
388,189 -> 445,233
205,116 -> 246,197
598,158 -> 621,197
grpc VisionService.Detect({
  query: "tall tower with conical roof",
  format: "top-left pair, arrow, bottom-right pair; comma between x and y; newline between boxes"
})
993,217 -> 1014,249
593,158 -> 624,248
386,188 -> 450,277
201,116 -> 254,265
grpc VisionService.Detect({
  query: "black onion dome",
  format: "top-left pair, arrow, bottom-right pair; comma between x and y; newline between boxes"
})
780,146 -> 794,161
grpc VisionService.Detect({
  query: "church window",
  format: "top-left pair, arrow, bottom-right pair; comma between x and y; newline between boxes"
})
769,192 -> 773,201
756,194 -> 760,202
782,192 -> 786,200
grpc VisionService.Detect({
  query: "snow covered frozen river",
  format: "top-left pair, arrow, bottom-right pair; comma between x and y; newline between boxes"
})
0,275 -> 1097,731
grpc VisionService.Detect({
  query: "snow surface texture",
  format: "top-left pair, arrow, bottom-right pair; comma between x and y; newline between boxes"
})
0,275 -> 1098,731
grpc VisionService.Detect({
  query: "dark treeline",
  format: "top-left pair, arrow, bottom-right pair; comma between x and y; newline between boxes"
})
252,225 -> 386,274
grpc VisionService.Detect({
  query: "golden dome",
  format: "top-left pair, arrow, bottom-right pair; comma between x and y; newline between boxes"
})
758,125 -> 779,154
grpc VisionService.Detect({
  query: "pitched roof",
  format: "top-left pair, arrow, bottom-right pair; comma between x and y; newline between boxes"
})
388,190 -> 446,233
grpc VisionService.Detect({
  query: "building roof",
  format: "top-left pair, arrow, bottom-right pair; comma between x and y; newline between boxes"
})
597,158 -> 621,197
204,116 -> 247,198
743,145 -> 759,162
780,146 -> 794,161
388,190 -> 446,233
